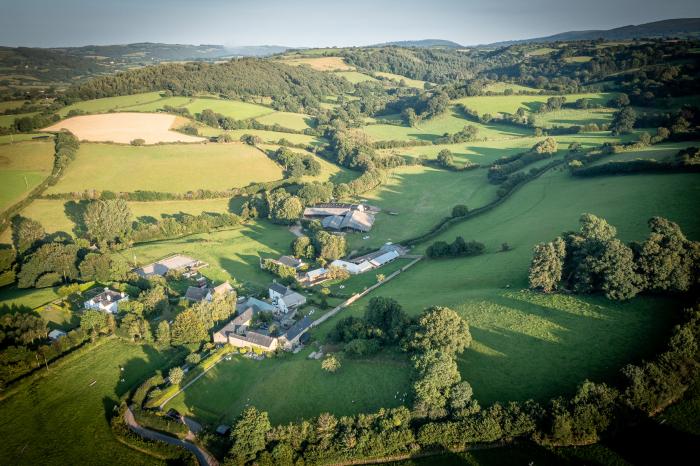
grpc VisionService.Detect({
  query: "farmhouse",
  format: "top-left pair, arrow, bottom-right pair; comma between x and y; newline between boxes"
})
279,315 -> 313,350
213,308 -> 278,352
83,288 -> 128,314
269,283 -> 307,315
185,281 -> 235,302
304,203 -> 376,232
135,255 -> 206,278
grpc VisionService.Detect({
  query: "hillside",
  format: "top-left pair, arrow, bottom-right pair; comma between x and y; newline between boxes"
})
374,39 -> 464,48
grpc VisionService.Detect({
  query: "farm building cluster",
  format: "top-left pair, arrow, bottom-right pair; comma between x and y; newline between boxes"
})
135,254 -> 207,278
302,243 -> 405,284
303,203 -> 377,232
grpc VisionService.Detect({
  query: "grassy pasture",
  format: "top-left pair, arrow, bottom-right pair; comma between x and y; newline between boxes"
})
0,337 -> 180,466
258,143 -> 356,184
344,165 -> 500,252
0,100 -> 28,111
588,141 -> 696,165
533,107 -> 615,128
455,92 -> 618,117
482,82 -> 540,94
0,133 -> 50,144
280,56 -> 352,71
0,140 -> 54,211
165,349 -> 412,425
0,111 -> 38,128
120,96 -> 193,112
254,111 -> 315,131
334,169 -> 700,405
184,98 -> 273,120
374,72 -> 427,89
197,126 -> 324,146
45,142 -> 284,194
116,221 -> 295,287
563,55 -> 593,63
57,91 -> 165,116
332,71 -> 378,84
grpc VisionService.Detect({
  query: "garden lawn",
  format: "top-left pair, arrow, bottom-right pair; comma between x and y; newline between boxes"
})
57,92 -> 165,117
0,337 -> 182,466
184,98 -> 273,120
455,92 -> 618,117
116,221 -> 295,288
45,142 -> 283,194
164,349 -> 411,425
0,140 -> 55,211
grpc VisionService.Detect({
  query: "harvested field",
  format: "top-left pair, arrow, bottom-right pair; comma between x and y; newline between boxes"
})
43,112 -> 205,144
281,56 -> 353,71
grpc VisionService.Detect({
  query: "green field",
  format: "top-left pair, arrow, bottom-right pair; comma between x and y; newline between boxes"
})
165,348 -> 411,425
482,82 -> 540,94
259,143 -> 356,184
197,126 -> 324,145
374,72 -> 427,89
455,92 -> 618,117
58,92 -> 166,116
0,337 -> 180,466
115,221 -> 295,287
588,141 -> 696,165
183,98 -> 274,120
533,107 -> 616,128
0,140 -> 55,211
0,111 -> 38,128
254,111 -> 315,131
0,133 -> 50,144
332,71 -> 378,83
45,142 -> 284,194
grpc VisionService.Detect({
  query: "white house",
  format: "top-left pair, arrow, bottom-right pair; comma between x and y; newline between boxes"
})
269,283 -> 307,315
84,288 -> 128,314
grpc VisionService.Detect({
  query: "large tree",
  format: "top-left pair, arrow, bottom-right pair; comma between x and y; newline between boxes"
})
83,199 -> 132,245
364,297 -> 409,342
12,216 -> 45,255
228,407 -> 272,465
17,242 -> 80,288
170,309 -> 208,345
529,238 -> 566,293
410,306 -> 471,355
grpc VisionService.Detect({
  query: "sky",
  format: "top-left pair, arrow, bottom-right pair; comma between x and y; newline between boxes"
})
1,0 -> 699,48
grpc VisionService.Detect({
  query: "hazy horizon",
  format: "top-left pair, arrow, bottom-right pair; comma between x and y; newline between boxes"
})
1,0 -> 699,48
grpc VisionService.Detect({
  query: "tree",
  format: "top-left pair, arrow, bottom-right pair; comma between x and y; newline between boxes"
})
168,367 -> 184,385
314,231 -> 346,260
156,320 -> 171,346
80,309 -> 111,336
411,306 -> 471,355
186,353 -> 201,365
170,309 -> 207,345
228,407 -> 271,464
528,238 -> 566,293
451,205 -> 469,217
436,149 -> 454,168
83,199 -> 132,245
322,354 -> 341,373
610,107 -> 636,135
413,350 -> 461,417
266,190 -> 303,225
12,216 -> 45,255
532,137 -> 558,154
17,242 -> 80,288
326,265 -> 350,281
365,297 -> 408,342
139,285 -> 169,316
292,235 -> 315,259
376,273 -> 385,283
79,252 -> 113,282
130,138 -> 145,146
595,239 -> 643,300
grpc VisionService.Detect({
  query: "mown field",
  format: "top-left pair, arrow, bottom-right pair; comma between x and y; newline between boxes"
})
533,107 -> 616,128
0,140 -> 54,211
165,348 -> 411,425
58,91 -> 166,116
254,111 -> 315,131
0,337 -> 182,466
44,142 -> 284,194
280,56 -> 353,71
455,92 -> 618,116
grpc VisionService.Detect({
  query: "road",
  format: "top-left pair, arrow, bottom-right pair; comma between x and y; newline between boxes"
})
124,406 -> 219,466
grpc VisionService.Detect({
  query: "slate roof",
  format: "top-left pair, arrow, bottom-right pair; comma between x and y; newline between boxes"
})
212,282 -> 233,296
284,316 -> 313,342
185,286 -> 209,302
281,291 -> 306,308
278,255 -> 304,268
269,283 -> 289,296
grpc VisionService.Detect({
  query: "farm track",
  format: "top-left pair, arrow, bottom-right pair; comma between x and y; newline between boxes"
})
124,405 -> 219,466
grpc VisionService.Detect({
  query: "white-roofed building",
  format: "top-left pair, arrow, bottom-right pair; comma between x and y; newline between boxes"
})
84,288 -> 128,314
369,249 -> 400,267
330,259 -> 373,275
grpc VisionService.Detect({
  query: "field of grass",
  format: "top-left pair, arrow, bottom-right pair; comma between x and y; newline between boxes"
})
0,337 -> 181,466
374,72 -> 427,89
254,111 -> 315,131
0,133 -> 50,144
0,111 -> 38,128
345,165 -> 500,252
482,82 -> 540,94
533,107 -> 615,128
119,96 -> 193,112
45,142 -> 284,194
563,55 -> 593,63
280,56 -> 352,71
258,143 -> 356,184
333,71 -> 378,84
588,141 -> 696,165
115,221 -> 295,287
0,140 -> 55,211
57,91 -> 165,116
455,92 -> 618,117
197,126 -> 324,146
362,106 -> 531,142
165,348 -> 411,425
332,169 -> 700,405
0,285 -> 62,310
0,100 -> 28,111
184,98 -> 273,120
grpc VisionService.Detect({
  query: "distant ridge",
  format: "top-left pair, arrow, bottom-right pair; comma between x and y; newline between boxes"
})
374,39 -> 463,48
485,18 -> 700,47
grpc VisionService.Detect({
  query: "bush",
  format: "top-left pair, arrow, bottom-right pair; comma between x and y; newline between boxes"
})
130,138 -> 145,146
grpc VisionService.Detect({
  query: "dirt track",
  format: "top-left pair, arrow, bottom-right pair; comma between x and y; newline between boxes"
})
43,112 -> 205,144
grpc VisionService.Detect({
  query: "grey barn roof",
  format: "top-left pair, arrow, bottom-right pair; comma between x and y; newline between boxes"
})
284,316 -> 313,341
269,283 -> 289,295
